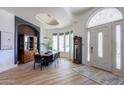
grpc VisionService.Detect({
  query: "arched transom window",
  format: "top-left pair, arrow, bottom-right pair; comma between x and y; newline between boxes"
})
87,8 -> 123,28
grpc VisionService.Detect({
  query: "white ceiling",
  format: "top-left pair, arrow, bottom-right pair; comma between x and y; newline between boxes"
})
0,7 -> 91,29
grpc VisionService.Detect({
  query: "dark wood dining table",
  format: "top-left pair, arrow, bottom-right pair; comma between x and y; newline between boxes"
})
40,52 -> 58,66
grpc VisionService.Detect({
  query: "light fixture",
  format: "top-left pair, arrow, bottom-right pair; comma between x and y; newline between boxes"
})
36,13 -> 59,25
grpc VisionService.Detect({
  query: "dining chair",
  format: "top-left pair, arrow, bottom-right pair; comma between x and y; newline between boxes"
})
56,52 -> 61,64
34,54 -> 44,70
53,53 -> 58,67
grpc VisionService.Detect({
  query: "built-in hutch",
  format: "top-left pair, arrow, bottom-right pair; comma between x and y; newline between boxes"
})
18,25 -> 38,64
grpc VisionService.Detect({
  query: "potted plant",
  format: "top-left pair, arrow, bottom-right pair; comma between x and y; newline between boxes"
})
41,37 -> 53,53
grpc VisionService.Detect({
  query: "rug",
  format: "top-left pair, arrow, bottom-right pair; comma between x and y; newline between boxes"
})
72,65 -> 124,85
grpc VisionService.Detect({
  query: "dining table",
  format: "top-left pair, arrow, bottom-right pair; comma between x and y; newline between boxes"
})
40,51 -> 58,66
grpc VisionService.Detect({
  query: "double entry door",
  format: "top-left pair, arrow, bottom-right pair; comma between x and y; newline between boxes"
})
88,21 -> 123,73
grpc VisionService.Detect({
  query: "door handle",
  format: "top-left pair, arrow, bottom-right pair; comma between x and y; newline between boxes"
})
91,46 -> 93,53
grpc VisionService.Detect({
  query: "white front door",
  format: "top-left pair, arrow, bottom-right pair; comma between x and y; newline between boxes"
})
89,24 -> 112,71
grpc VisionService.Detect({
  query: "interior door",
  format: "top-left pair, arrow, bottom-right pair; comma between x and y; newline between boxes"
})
89,24 -> 112,71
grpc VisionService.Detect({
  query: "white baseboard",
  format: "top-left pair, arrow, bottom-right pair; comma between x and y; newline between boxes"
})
0,64 -> 17,73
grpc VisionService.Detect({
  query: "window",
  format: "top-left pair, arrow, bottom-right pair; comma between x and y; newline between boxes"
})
70,31 -> 73,53
87,31 -> 90,61
65,32 -> 70,52
52,34 -> 58,51
52,31 -> 73,53
116,25 -> 121,69
88,8 -> 123,28
59,33 -> 64,52
98,32 -> 103,58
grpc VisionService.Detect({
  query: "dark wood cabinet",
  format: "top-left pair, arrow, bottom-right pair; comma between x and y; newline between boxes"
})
17,25 -> 39,64
73,36 -> 82,64
18,34 -> 37,64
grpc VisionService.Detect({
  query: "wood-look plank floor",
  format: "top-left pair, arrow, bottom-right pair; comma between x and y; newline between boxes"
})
0,59 -> 98,85
0,58 -> 107,85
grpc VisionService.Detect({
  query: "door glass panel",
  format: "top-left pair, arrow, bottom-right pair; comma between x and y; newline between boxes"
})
116,25 -> 121,69
98,32 -> 103,58
87,31 -> 90,62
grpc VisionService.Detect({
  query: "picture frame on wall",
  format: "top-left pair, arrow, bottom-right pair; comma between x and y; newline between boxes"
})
0,31 -> 13,50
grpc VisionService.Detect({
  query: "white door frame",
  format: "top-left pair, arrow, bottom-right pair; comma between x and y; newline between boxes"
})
86,20 -> 124,75
112,20 -> 124,76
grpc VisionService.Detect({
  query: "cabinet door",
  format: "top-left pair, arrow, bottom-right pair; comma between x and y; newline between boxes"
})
34,36 -> 37,43
19,36 -> 24,50
24,36 -> 29,51
34,36 -> 37,50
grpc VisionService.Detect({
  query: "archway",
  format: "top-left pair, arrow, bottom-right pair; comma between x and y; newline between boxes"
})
87,8 -> 123,28
15,16 -> 40,64
17,24 -> 40,64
